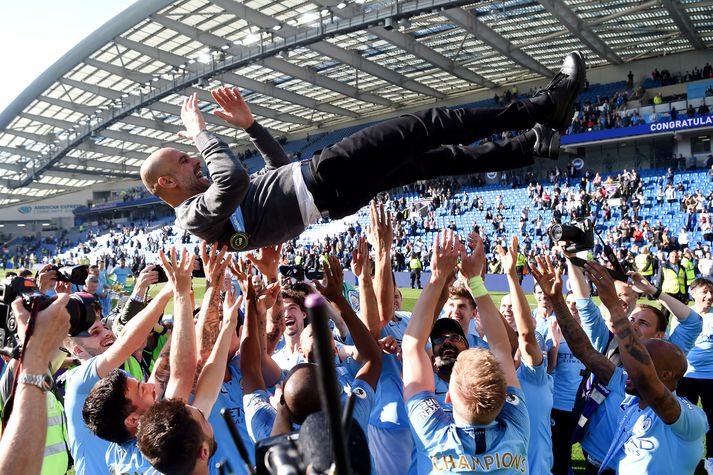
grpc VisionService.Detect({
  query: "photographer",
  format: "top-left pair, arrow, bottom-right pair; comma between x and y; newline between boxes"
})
0,296 -> 71,475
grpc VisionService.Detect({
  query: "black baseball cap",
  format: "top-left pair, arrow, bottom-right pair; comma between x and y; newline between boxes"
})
430,318 -> 468,347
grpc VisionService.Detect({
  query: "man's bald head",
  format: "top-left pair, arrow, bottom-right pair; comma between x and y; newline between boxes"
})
283,363 -> 321,424
141,148 -> 175,198
645,338 -> 688,390
140,147 -> 209,207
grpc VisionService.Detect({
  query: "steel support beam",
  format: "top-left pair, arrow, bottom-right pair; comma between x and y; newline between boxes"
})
210,0 -> 446,98
442,8 -> 554,78
537,0 -> 623,64
661,0 -> 706,49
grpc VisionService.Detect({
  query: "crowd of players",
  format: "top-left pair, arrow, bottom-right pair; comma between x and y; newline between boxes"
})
0,198 -> 712,475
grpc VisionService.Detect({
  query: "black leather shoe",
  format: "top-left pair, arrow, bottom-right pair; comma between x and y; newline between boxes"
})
534,51 -> 586,130
533,124 -> 560,160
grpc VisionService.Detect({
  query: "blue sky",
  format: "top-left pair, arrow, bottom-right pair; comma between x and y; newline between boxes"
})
0,0 -> 137,113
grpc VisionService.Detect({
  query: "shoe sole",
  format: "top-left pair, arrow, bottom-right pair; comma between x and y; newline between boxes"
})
551,51 -> 587,130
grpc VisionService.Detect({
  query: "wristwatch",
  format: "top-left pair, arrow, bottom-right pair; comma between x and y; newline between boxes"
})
18,373 -> 53,392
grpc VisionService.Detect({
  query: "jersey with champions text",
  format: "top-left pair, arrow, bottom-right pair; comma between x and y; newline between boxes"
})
407,386 -> 529,474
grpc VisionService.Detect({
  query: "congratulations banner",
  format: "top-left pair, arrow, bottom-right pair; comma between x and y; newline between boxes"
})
562,114 -> 713,145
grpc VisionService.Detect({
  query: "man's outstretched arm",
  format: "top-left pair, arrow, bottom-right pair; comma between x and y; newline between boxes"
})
180,92 -> 250,220
403,230 -> 458,400
212,86 -> 292,170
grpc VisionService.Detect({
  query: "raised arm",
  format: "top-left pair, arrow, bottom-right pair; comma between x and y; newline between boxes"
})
460,232 -> 519,388
211,86 -> 291,170
403,230 -> 458,399
530,256 -> 616,385
239,267 -> 266,395
587,262 -> 681,424
194,242 -> 230,364
316,256 -> 382,391
500,237 -> 541,366
96,279 -> 173,378
629,271 -> 693,321
367,201 -> 395,331
160,247 -> 198,401
351,236 -> 380,339
1,296 -> 70,475
192,284 -> 240,415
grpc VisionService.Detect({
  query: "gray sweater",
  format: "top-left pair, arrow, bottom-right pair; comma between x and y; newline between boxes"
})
175,122 -> 307,251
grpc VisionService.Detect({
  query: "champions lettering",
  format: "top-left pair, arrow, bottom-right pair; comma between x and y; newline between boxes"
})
649,115 -> 713,132
431,452 -> 527,473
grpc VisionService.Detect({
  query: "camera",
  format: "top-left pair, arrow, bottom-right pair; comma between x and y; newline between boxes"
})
0,276 -> 98,347
279,265 -> 324,281
142,264 -> 168,283
46,265 -> 90,285
548,218 -> 594,253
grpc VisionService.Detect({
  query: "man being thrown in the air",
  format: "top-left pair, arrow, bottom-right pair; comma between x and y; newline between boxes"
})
141,52 -> 586,251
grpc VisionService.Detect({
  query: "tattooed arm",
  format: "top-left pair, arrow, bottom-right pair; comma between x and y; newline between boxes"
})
587,262 -> 681,424
531,256 -> 616,385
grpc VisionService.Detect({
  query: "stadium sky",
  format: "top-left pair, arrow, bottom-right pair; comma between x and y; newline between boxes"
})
0,0 -> 137,114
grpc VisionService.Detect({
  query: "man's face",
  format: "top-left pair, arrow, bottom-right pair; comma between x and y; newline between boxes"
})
283,299 -> 306,337
73,320 -> 116,357
534,285 -> 551,310
499,295 -> 515,330
692,284 -> 713,309
124,378 -> 158,416
89,266 -> 100,277
445,297 -> 476,333
251,275 -> 265,292
669,251 -> 680,264
629,307 -> 663,340
615,281 -> 638,313
119,259 -> 126,268
187,405 -> 217,459
393,290 -> 403,312
161,149 -> 211,198
432,331 -> 467,373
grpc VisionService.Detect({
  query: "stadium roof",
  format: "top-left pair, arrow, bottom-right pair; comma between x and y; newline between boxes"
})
0,0 -> 711,206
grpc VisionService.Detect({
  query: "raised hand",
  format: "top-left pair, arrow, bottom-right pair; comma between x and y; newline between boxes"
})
256,283 -> 281,316
177,93 -> 206,141
584,261 -> 619,314
228,257 -> 253,298
378,335 -> 401,359
133,264 -> 159,296
246,244 -> 282,281
459,231 -> 485,280
313,256 -> 345,303
350,237 -> 369,279
627,271 -> 656,296
549,318 -> 563,346
200,241 -> 230,287
498,235 -> 519,278
366,200 -> 393,256
431,229 -> 459,282
160,247 -> 195,295
529,255 -> 563,299
222,283 -> 241,329
211,86 -> 255,130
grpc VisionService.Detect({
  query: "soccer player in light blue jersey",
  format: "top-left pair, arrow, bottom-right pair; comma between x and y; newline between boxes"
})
404,230 -> 529,474
585,261 -> 708,475
500,237 -> 555,475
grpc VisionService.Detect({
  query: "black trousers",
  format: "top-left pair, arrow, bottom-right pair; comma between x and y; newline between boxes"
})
551,408 -> 578,475
677,376 -> 713,456
307,101 -> 542,218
